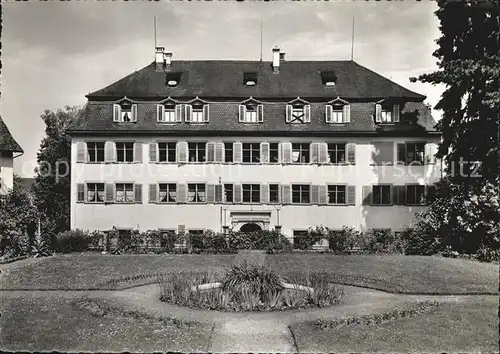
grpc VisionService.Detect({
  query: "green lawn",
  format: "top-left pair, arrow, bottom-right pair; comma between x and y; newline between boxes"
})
0,294 -> 212,352
267,253 -> 499,294
0,253 -> 236,290
291,296 -> 499,352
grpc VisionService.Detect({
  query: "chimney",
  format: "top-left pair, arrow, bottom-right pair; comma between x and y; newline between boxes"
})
279,52 -> 286,61
155,46 -> 165,71
164,52 -> 172,71
272,46 -> 280,74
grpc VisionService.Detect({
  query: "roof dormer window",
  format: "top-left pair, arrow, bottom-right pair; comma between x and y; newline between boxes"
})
166,72 -> 182,87
157,97 -> 181,123
321,71 -> 337,86
186,97 -> 209,123
286,97 -> 310,124
243,72 -> 258,86
325,97 -> 350,124
375,100 -> 400,124
113,98 -> 137,123
239,97 -> 263,123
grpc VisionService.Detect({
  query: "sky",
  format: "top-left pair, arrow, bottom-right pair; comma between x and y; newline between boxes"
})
2,1 -> 444,177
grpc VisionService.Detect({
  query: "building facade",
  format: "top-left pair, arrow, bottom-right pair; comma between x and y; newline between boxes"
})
0,116 -> 23,195
68,47 -> 441,241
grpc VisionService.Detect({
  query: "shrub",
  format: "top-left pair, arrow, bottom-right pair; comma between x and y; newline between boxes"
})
401,226 -> 442,255
292,226 -> 325,250
228,230 -> 291,251
474,245 -> 500,263
328,226 -> 361,253
56,229 -> 91,253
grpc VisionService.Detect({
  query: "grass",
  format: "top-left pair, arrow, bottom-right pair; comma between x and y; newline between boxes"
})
0,294 -> 213,352
290,297 -> 499,352
267,254 -> 499,294
0,253 -> 236,290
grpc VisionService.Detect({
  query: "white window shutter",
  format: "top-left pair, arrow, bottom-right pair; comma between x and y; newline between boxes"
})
185,105 -> 193,122
104,141 -> 115,163
175,105 -> 182,122
304,105 -> 311,123
105,183 -> 114,203
131,104 -> 138,122
133,142 -> 143,163
281,142 -> 292,163
286,105 -> 292,123
375,104 -> 382,123
203,104 -> 209,122
206,184 -> 215,203
215,142 -> 224,162
325,105 -> 332,123
257,104 -> 264,123
134,184 -> 142,204
239,105 -> 246,123
260,184 -> 269,204
149,184 -> 158,203
157,105 -> 165,122
76,142 -> 86,163
318,143 -> 328,164
425,143 -> 437,164
113,104 -> 121,122
347,185 -> 356,205
310,143 -> 319,163
318,185 -> 327,205
311,185 -> 319,204
149,142 -> 157,163
393,104 -> 400,122
176,141 -> 188,163
343,104 -> 351,123
260,142 -> 269,164
206,142 -> 215,162
76,183 -> 85,203
233,142 -> 243,163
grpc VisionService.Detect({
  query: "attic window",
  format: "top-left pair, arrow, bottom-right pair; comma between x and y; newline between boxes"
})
321,71 -> 337,86
244,72 -> 258,86
166,72 -> 182,87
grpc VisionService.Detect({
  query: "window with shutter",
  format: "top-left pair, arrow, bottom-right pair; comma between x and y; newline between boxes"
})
327,143 -> 346,164
86,142 -> 105,163
224,142 -> 234,163
116,142 -> 134,163
292,143 -> 310,163
158,142 -> 177,163
242,184 -> 260,203
372,185 -> 392,205
158,184 -> 177,203
372,142 -> 394,165
86,183 -> 105,203
113,100 -> 137,123
239,99 -> 263,123
269,143 -> 280,163
242,143 -> 261,163
406,185 -> 425,205
362,186 -> 372,205
269,184 -> 280,203
115,183 -> 135,203
292,184 -> 310,204
287,99 -> 310,124
327,185 -> 346,204
224,184 -> 234,203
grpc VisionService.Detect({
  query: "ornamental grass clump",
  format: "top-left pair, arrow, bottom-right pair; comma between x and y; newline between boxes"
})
221,261 -> 284,301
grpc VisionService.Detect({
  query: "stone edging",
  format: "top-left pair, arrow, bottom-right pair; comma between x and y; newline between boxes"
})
311,300 -> 440,330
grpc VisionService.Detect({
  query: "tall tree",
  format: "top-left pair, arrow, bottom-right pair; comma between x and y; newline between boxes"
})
32,106 -> 82,238
411,1 -> 500,252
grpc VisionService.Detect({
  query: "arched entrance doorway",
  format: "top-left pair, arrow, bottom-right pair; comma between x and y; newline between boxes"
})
240,223 -> 262,233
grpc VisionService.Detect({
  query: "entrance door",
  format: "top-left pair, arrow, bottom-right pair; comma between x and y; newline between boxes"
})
240,223 -> 262,233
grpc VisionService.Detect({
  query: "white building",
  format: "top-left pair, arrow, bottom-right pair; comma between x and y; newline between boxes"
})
68,47 -> 441,242
0,116 -> 23,195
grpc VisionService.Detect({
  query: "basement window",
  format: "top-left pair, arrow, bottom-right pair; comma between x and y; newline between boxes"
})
166,72 -> 182,87
321,71 -> 337,86
244,72 -> 258,86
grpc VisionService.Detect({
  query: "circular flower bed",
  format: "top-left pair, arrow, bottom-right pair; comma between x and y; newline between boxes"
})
158,261 -> 344,312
